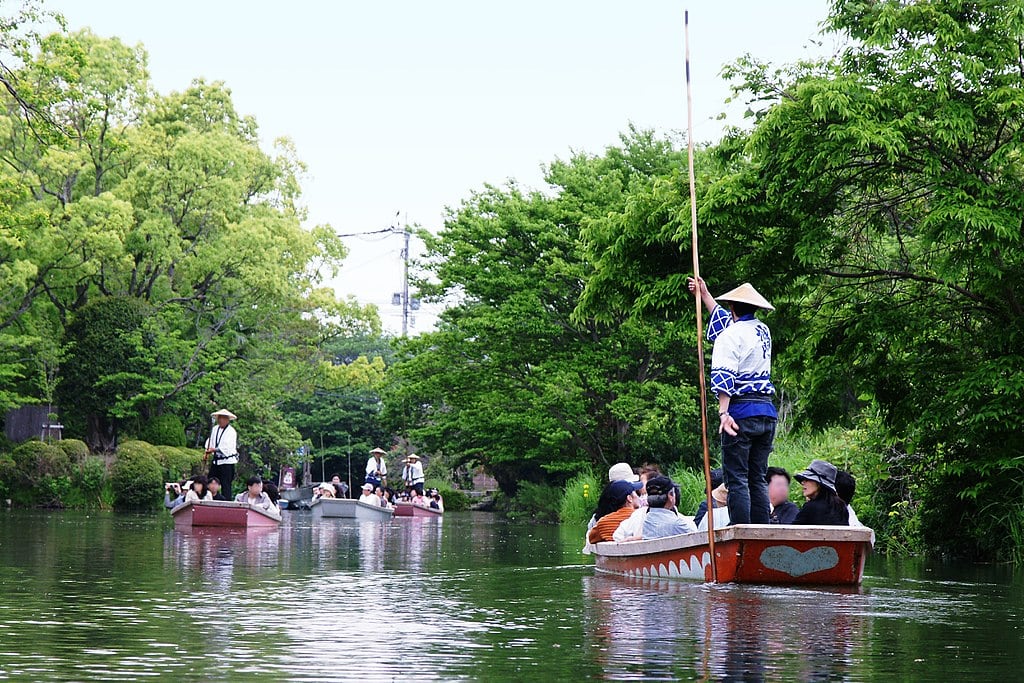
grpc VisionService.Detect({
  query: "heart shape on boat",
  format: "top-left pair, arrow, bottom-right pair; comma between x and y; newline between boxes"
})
759,545 -> 839,577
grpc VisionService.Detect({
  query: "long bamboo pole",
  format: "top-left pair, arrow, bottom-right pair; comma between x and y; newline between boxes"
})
684,9 -> 718,583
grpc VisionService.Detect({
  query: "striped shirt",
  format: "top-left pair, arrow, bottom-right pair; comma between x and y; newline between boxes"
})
708,306 -> 777,419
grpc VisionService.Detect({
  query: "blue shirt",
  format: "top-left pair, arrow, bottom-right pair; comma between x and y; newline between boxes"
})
642,507 -> 696,539
708,306 -> 777,419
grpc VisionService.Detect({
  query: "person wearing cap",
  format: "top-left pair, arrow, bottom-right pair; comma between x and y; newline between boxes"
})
428,488 -> 444,512
642,476 -> 698,539
402,454 -> 425,495
767,466 -> 799,524
358,482 -> 378,505
205,408 -> 239,499
688,276 -> 778,526
365,447 -> 388,489
588,479 -> 644,543
793,459 -> 849,526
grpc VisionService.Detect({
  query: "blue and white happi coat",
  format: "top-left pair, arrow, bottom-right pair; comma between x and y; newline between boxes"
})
707,305 -> 777,419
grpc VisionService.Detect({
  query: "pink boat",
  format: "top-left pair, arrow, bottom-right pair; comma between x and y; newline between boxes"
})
394,502 -> 443,518
171,500 -> 282,529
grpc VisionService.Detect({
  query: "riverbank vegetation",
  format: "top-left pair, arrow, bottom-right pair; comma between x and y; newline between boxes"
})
1,2 -> 1022,561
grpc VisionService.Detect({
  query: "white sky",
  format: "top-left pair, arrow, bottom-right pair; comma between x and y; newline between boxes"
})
59,1 -> 840,334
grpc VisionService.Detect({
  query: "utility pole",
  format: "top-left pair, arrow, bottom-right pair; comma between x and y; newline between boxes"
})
401,220 -> 410,337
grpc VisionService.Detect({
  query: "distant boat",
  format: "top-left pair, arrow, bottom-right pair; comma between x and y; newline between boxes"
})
279,484 -> 314,505
355,500 -> 394,521
394,502 -> 443,518
593,525 -> 873,585
309,497 -> 358,518
171,500 -> 282,529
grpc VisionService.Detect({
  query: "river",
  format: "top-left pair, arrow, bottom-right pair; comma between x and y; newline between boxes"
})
0,509 -> 1021,681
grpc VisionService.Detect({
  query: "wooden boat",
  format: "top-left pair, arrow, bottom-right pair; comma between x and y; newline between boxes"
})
355,500 -> 394,521
171,500 -> 282,529
593,524 -> 873,585
279,484 -> 314,504
394,502 -> 443,518
309,497 -> 358,518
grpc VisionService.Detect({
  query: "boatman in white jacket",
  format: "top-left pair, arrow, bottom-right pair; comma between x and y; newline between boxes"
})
689,277 -> 778,526
402,453 -> 425,495
365,447 -> 388,489
205,408 -> 239,500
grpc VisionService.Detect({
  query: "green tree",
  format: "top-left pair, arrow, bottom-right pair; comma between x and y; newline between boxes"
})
386,132 -> 702,494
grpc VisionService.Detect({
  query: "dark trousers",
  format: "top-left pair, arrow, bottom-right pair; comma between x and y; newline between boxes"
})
721,416 -> 776,525
209,462 -> 235,499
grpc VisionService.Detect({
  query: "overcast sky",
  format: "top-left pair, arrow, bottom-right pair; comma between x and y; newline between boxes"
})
59,1 -> 840,334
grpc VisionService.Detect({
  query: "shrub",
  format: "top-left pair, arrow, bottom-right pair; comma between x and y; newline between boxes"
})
12,440 -> 71,481
503,481 -> 561,523
110,440 -> 163,509
139,415 -> 186,447
421,478 -> 469,511
559,469 -> 599,526
156,446 -> 204,482
0,454 -> 15,500
57,439 -> 90,463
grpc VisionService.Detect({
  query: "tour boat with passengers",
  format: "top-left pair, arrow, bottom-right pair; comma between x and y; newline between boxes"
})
394,502 -> 443,518
171,499 -> 282,529
593,524 -> 873,585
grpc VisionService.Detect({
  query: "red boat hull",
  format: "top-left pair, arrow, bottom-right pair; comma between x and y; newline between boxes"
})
394,502 -> 443,518
594,525 -> 872,585
171,500 -> 281,529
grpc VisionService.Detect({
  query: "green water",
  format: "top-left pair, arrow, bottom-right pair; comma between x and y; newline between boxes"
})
0,509 -> 1021,681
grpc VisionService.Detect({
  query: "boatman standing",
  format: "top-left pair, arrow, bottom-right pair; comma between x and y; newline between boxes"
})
365,447 -> 388,489
402,453 -> 425,495
205,408 -> 239,499
689,277 -> 778,525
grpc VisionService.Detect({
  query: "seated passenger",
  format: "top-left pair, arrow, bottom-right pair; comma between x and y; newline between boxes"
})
428,488 -> 444,512
316,482 -> 336,499
767,466 -> 799,524
410,488 -> 427,506
583,462 -> 639,553
208,476 -> 229,501
692,467 -> 725,527
164,481 -> 186,509
184,475 -> 212,503
696,484 -> 731,532
642,476 -> 698,539
358,482 -> 378,505
263,479 -> 280,505
588,479 -> 644,544
235,476 -> 276,511
835,470 -> 864,527
793,460 -> 849,526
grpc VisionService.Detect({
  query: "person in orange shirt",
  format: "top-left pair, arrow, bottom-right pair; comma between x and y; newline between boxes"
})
588,479 -> 644,544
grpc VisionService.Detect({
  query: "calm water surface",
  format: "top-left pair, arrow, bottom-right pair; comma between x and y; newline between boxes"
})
0,509 -> 1021,681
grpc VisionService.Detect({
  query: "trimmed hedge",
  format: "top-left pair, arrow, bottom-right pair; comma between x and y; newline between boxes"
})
139,415 -> 186,447
57,439 -> 90,463
110,440 -> 163,509
155,445 -> 205,482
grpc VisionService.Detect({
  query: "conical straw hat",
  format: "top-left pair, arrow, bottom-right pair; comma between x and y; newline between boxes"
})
717,283 -> 774,310
210,408 -> 237,420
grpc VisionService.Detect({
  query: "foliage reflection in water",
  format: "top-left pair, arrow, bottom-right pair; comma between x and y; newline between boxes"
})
0,510 -> 1023,680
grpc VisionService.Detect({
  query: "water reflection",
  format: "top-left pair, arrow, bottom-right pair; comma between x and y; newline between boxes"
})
2,510 -> 1024,681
